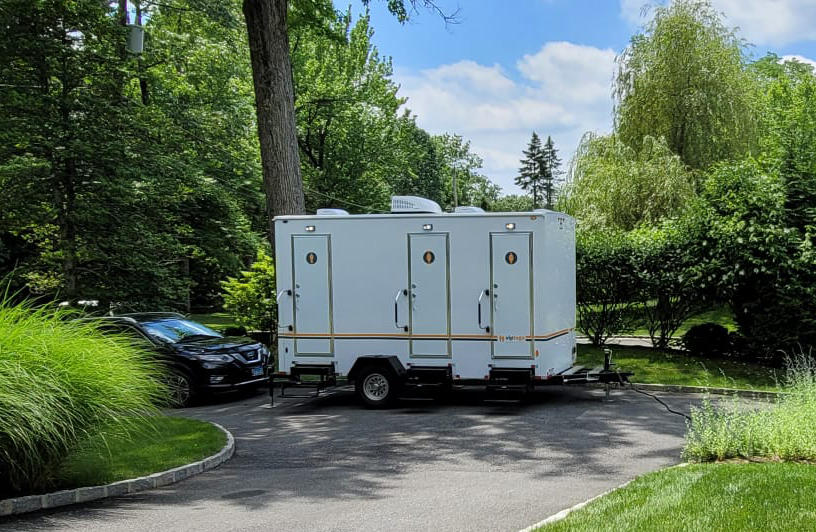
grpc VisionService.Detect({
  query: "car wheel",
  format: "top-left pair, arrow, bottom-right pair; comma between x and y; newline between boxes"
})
165,370 -> 196,408
356,366 -> 399,408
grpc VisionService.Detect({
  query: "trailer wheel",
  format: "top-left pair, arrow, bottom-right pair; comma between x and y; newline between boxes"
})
356,366 -> 399,408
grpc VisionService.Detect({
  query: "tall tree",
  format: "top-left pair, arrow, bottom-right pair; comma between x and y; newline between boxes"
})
515,132 -> 544,208
540,135 -> 562,209
243,0 -> 305,247
558,133 -> 695,231
614,0 -> 758,171
752,54 -> 816,233
434,134 -> 499,210
241,0 -> 456,244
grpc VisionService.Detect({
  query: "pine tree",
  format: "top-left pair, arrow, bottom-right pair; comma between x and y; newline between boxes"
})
515,132 -> 544,208
541,135 -> 563,209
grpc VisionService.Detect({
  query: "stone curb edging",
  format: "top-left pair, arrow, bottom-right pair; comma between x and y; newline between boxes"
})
582,381 -> 782,399
516,464 -> 690,532
0,421 -> 235,518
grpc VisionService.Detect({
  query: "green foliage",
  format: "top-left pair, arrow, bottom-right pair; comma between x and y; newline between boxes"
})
684,159 -> 816,359
559,133 -> 694,231
575,230 -> 642,345
516,133 -> 563,210
629,224 -> 704,348
0,297 -> 165,497
488,194 -> 535,213
433,133 -> 499,210
0,0 -> 259,310
614,0 -> 758,170
752,54 -> 816,233
221,250 -> 277,332
684,350 -> 816,462
515,132 -> 545,208
681,323 -> 733,359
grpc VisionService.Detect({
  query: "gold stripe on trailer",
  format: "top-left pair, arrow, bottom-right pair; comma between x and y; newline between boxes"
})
279,328 -> 574,341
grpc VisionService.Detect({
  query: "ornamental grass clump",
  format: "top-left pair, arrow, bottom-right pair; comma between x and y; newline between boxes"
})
0,298 -> 165,497
683,349 -> 816,462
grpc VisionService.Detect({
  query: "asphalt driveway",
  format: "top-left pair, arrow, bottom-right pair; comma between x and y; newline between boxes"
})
0,386 -> 696,532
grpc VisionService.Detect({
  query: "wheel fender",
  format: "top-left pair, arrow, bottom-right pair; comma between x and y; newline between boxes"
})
347,355 -> 406,383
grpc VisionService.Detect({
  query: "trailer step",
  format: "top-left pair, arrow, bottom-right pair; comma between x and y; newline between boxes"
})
270,363 -> 337,404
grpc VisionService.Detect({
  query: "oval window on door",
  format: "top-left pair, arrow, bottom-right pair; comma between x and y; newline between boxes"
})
505,251 -> 517,265
306,252 -> 317,264
423,250 -> 435,264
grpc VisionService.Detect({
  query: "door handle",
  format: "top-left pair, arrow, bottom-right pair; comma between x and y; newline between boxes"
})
394,289 -> 408,331
477,289 -> 490,332
276,289 -> 293,331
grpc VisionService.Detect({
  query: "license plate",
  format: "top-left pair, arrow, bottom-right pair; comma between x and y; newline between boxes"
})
251,366 -> 264,377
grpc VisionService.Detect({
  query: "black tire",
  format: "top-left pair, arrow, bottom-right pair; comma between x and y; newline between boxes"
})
355,366 -> 400,408
164,369 -> 197,408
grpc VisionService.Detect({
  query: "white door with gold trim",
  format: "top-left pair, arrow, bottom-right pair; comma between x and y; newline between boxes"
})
292,234 -> 333,355
408,233 -> 450,357
490,232 -> 533,358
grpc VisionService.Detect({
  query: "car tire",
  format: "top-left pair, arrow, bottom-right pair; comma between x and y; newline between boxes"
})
165,369 -> 197,408
355,366 -> 400,408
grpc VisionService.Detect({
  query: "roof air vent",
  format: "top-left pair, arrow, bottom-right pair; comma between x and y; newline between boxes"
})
316,208 -> 349,216
390,196 -> 442,214
454,206 -> 485,214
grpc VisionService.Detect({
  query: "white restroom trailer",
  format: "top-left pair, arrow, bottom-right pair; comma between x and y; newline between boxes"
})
273,196 -> 586,407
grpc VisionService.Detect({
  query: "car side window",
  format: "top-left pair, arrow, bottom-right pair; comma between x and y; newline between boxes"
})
101,323 -> 154,347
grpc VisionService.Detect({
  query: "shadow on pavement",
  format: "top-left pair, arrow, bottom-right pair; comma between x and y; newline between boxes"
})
0,385 -> 694,531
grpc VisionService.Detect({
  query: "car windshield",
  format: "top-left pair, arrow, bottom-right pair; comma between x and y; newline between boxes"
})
141,319 -> 223,343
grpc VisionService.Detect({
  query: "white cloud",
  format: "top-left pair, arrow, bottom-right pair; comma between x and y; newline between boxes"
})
395,42 -> 616,194
781,54 -> 816,70
620,0 -> 816,47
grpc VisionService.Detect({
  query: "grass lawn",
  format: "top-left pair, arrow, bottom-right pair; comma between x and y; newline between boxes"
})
537,462 -> 816,532
188,312 -> 238,330
577,344 -> 780,391
58,415 -> 226,489
631,305 -> 737,337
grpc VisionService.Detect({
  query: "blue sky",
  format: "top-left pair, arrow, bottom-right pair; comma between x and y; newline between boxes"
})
342,0 -> 816,194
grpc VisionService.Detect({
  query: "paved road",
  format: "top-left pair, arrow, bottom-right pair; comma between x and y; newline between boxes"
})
1,386 -> 697,532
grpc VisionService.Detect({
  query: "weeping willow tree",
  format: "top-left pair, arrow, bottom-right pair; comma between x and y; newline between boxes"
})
558,133 -> 694,231
614,0 -> 759,171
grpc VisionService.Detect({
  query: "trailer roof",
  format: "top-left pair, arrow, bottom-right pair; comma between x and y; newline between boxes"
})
274,210 -> 574,221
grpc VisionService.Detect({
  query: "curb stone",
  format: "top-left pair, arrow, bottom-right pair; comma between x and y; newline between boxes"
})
0,421 -> 234,518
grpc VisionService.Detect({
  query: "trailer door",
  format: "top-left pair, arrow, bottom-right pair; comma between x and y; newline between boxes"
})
490,232 -> 533,358
292,234 -> 333,356
408,233 -> 450,357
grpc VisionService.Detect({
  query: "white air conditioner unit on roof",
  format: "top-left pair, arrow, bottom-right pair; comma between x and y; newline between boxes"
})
390,196 -> 442,214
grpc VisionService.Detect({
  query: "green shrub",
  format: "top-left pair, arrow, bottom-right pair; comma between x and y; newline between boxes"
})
629,224 -> 704,348
681,323 -> 733,358
683,349 -> 816,462
576,230 -> 643,345
0,298 -> 165,497
684,159 -> 816,360
221,249 -> 276,332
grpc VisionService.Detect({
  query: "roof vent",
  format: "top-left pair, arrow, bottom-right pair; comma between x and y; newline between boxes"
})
454,206 -> 485,214
390,196 -> 442,214
316,208 -> 349,216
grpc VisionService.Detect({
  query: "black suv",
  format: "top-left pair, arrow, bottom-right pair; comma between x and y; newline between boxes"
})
92,313 -> 270,406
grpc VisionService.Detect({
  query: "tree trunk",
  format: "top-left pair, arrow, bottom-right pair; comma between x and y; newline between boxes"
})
242,0 -> 305,249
